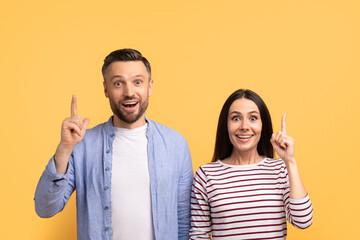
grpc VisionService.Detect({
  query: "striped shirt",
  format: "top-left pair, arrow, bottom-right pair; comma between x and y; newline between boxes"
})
190,158 -> 313,239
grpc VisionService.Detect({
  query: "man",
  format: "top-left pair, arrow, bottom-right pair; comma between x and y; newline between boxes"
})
35,49 -> 193,240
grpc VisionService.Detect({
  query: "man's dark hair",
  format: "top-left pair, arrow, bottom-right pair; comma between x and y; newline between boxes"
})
212,89 -> 274,162
102,48 -> 151,80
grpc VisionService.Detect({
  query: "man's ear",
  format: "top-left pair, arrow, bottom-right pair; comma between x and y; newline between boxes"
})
103,81 -> 109,98
148,78 -> 154,97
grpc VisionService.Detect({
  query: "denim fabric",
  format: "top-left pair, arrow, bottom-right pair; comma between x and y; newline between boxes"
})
35,116 -> 193,240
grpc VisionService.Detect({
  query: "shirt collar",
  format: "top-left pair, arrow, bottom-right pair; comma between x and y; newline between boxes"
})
104,115 -> 154,136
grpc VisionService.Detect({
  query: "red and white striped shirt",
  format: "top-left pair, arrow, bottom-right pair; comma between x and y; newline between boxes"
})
190,158 -> 313,239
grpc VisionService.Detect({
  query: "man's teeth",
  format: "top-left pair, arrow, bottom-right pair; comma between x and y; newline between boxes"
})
123,102 -> 137,106
237,135 -> 252,139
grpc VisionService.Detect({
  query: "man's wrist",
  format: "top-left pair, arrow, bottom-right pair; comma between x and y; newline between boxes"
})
54,143 -> 73,174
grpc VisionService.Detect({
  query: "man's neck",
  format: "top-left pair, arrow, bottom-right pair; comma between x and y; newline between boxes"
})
112,115 -> 147,129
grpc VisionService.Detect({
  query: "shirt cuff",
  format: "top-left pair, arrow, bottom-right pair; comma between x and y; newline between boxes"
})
44,156 -> 71,183
289,194 -> 311,204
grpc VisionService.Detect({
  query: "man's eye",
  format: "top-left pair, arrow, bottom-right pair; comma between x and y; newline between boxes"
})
135,80 -> 142,84
114,82 -> 122,86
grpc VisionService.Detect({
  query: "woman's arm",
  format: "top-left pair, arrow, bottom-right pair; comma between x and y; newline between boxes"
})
270,113 -> 307,199
271,114 -> 313,228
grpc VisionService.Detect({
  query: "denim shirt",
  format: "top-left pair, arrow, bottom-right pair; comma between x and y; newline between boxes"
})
35,117 -> 193,240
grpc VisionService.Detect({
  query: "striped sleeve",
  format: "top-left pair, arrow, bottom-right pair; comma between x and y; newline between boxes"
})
282,165 -> 313,229
285,194 -> 313,229
190,167 -> 212,239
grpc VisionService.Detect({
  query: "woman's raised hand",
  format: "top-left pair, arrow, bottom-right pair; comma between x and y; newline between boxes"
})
270,113 -> 295,164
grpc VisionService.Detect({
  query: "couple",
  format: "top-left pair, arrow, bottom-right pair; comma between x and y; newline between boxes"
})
35,49 -> 313,239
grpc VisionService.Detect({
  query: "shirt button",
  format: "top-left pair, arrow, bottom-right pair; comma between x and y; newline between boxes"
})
105,227 -> 109,231
104,206 -> 109,210
104,186 -> 109,190
106,150 -> 110,153
105,167 -> 110,171
110,134 -> 115,137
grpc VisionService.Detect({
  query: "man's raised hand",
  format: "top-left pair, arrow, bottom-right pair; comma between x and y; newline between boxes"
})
60,95 -> 90,148
54,96 -> 90,174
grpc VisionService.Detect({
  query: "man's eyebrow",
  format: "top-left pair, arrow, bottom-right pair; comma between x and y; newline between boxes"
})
110,75 -> 124,81
110,74 -> 145,81
133,74 -> 145,78
132,74 -> 146,80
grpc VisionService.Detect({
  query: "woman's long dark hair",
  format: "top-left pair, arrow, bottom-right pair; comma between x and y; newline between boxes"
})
212,89 -> 274,162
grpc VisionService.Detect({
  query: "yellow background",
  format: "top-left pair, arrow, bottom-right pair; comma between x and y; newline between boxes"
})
1,0 -> 359,239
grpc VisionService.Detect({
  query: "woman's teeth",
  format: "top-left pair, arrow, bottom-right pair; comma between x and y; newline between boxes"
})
237,135 -> 252,139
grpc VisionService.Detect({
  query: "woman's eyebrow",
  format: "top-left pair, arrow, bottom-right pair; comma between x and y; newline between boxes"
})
230,110 -> 259,115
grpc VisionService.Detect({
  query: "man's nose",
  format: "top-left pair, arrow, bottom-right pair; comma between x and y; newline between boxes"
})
123,84 -> 135,97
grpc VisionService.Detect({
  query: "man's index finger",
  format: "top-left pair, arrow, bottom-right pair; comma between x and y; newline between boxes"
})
71,95 -> 77,116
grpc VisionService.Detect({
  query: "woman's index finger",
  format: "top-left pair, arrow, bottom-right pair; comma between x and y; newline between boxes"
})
281,113 -> 287,133
71,95 -> 77,116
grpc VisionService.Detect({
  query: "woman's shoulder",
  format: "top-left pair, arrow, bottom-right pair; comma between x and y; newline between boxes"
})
263,157 -> 285,165
262,158 -> 287,175
195,161 -> 224,173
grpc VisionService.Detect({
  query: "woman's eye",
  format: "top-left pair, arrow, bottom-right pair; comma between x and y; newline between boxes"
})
250,116 -> 257,121
232,116 -> 240,121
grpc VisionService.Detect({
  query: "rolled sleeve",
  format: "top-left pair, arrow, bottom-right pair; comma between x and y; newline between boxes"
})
287,194 -> 313,229
34,156 -> 75,218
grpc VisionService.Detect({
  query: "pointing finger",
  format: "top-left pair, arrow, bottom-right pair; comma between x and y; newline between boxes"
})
71,95 -> 77,117
281,113 -> 287,134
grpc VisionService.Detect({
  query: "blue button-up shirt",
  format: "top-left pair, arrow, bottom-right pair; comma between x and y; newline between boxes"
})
35,117 -> 193,240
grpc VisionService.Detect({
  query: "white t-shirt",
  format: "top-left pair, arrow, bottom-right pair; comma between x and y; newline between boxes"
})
111,123 -> 155,240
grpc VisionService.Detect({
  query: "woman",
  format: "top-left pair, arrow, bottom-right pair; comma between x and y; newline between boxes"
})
190,89 -> 313,239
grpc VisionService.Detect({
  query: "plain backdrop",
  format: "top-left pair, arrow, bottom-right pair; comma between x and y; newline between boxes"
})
0,0 -> 359,239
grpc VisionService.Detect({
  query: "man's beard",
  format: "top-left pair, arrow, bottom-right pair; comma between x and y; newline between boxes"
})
109,96 -> 149,124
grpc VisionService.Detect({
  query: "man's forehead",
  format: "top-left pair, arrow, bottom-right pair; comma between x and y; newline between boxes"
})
106,61 -> 148,78
108,60 -> 146,69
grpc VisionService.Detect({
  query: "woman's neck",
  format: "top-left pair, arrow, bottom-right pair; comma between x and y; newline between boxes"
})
223,149 -> 263,165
